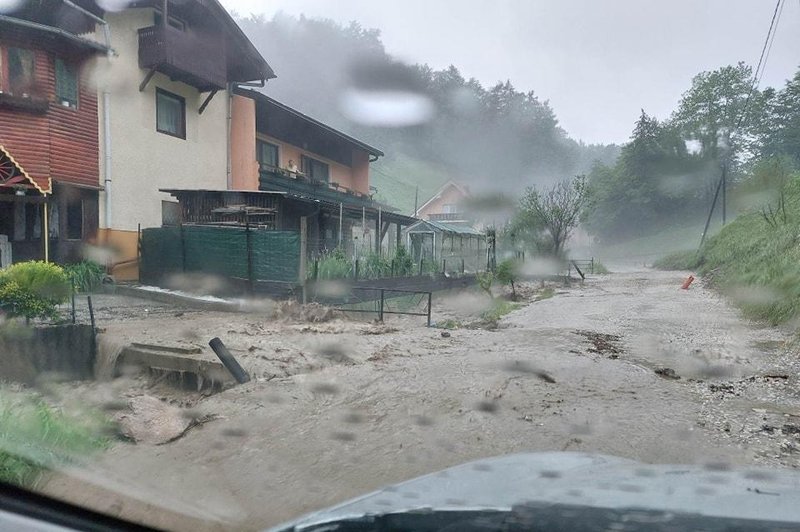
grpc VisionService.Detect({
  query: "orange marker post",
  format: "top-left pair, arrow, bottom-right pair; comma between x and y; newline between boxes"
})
681,275 -> 695,290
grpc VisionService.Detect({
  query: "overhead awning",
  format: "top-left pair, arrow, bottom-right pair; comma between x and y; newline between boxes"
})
0,145 -> 51,194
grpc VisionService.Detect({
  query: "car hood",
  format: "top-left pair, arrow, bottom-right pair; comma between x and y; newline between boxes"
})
267,452 -> 800,531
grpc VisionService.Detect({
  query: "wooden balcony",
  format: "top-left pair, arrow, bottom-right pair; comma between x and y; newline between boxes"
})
138,25 -> 227,91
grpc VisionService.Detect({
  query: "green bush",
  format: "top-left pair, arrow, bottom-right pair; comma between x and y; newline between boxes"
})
476,271 -> 494,299
0,262 -> 70,321
391,246 -> 414,276
63,261 -> 106,293
362,252 -> 391,279
313,249 -> 352,280
495,259 -> 520,297
0,391 -> 110,488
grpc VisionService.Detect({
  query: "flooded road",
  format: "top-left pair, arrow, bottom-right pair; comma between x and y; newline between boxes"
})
47,269 -> 800,530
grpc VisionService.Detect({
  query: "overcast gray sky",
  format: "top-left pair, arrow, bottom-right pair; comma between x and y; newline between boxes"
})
221,0 -> 800,145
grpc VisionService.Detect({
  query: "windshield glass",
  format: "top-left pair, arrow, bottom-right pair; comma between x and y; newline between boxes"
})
1,1 -> 799,530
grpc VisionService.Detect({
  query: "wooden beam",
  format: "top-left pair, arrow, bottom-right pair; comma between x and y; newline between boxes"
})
139,67 -> 157,92
198,89 -> 219,115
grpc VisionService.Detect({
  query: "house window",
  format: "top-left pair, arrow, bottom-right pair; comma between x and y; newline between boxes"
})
257,140 -> 279,169
301,155 -> 329,182
7,47 -> 35,96
55,58 -> 79,108
156,88 -> 186,139
442,204 -> 457,214
66,198 -> 83,240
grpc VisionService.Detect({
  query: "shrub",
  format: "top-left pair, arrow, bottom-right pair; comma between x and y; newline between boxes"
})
0,262 -> 70,321
391,246 -> 414,276
495,259 -> 520,298
64,261 -> 106,293
476,271 -> 494,299
313,249 -> 352,280
362,252 -> 391,279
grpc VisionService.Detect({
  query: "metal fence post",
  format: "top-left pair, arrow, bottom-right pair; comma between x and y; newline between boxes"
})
70,279 -> 76,324
314,259 -> 319,280
245,220 -> 254,295
426,292 -> 432,327
180,223 -> 186,273
87,295 -> 96,334
591,257 -> 594,274
418,258 -> 423,276
442,259 -> 446,274
354,258 -> 359,280
391,259 -> 395,277
379,289 -> 385,322
461,258 -> 465,274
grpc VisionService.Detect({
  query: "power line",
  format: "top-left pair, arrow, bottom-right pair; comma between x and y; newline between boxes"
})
736,0 -> 782,131
699,0 -> 784,248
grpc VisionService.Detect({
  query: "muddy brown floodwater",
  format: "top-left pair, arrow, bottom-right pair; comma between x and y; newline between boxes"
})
45,269 -> 800,531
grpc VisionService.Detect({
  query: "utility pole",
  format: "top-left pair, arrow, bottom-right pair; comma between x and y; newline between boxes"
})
721,163 -> 727,225
413,185 -> 419,217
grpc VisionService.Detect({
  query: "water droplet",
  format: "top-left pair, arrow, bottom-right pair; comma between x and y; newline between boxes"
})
475,400 -> 498,413
96,0 -> 131,12
330,430 -> 356,442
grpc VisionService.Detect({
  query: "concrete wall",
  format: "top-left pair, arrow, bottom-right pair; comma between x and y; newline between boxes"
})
94,9 -> 230,233
0,324 -> 96,384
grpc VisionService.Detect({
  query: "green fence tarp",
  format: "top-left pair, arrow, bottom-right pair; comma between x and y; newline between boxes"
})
140,226 -> 300,285
140,226 -> 182,282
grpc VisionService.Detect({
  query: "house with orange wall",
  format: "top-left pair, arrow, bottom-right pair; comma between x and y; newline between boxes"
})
228,88 -> 415,256
416,181 -> 471,222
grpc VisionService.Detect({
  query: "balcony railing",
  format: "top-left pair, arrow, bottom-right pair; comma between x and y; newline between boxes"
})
259,165 -> 379,209
138,25 -> 227,91
429,212 -> 468,222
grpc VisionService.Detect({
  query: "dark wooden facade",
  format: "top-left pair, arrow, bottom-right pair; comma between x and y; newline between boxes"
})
0,20 -> 105,263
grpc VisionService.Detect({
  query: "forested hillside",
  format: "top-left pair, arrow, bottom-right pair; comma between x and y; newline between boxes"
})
235,13 -> 619,213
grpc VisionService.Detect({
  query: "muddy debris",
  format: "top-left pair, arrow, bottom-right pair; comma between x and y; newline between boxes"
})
115,395 -> 218,445
654,367 -> 680,380
276,301 -> 337,323
574,330 -> 623,357
360,324 -> 400,335
440,331 -> 451,338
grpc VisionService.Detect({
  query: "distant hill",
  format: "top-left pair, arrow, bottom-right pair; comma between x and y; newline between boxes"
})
235,13 -> 619,212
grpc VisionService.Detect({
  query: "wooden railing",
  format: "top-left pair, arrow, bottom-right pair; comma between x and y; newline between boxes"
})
138,25 -> 227,90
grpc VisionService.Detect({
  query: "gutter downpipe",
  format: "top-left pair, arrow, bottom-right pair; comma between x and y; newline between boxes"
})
103,91 -> 112,231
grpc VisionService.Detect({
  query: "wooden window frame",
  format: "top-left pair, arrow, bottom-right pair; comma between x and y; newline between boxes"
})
156,88 -> 186,139
301,154 -> 330,183
55,58 -> 79,109
3,46 -> 35,97
256,140 -> 280,170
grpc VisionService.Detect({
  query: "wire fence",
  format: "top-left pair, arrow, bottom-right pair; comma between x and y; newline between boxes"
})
331,287 -> 433,326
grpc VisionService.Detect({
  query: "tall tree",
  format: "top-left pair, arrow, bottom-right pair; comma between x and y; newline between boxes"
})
761,70 -> 800,165
516,176 -> 588,257
671,62 -> 763,166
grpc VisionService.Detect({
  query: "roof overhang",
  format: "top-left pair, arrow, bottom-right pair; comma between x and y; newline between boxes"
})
0,145 -> 51,195
237,88 -> 384,159
0,15 -> 110,56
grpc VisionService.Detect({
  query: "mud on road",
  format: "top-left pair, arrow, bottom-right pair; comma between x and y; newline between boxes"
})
48,270 -> 800,530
